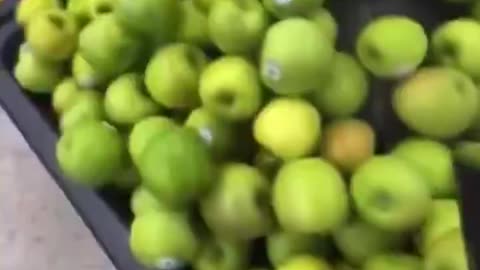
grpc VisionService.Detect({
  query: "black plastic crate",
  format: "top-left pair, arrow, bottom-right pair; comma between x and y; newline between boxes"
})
0,0 -> 479,270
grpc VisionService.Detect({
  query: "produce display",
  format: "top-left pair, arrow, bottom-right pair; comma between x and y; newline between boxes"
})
11,0 -> 480,269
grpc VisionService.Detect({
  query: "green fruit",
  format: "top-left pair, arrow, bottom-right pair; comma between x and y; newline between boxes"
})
26,10 -> 78,62
432,18 -> 480,81
364,253 -> 422,270
60,90 -> 104,131
138,128 -> 216,208
311,52 -> 368,118
131,186 -> 166,216
52,78 -> 80,115
254,98 -> 321,160
104,73 -> 160,125
16,0 -> 60,27
453,141 -> 480,169
195,238 -> 249,270
351,156 -> 432,232
356,16 -> 427,78
260,18 -> 334,95
79,14 -> 143,78
273,158 -> 349,233
420,199 -> 461,254
333,220 -> 404,265
130,211 -> 199,268
306,8 -> 337,43
177,0 -> 210,47
278,255 -> 333,270
425,229 -> 468,270
393,67 -> 479,139
200,56 -> 263,121
321,119 -> 375,174
208,0 -> 269,54
128,116 -> 176,166
66,0 -> 91,26
200,163 -> 273,240
263,0 -> 322,19
72,52 -> 109,89
56,120 -> 126,187
145,43 -> 207,109
87,0 -> 119,20
392,138 -> 456,198
267,230 -> 331,267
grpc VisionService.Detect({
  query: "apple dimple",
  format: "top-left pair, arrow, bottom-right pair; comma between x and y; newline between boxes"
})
367,189 -> 395,212
47,13 -> 66,30
365,44 -> 382,62
95,3 -> 114,15
214,91 -> 236,107
438,41 -> 458,65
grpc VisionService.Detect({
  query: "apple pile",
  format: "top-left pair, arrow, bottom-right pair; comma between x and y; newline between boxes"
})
12,0 -> 480,269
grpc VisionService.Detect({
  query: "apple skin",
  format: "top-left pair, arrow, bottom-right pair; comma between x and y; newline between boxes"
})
356,16 -> 427,78
59,90 -> 105,132
311,52 -> 369,118
208,0 -> 269,54
130,186 -> 168,216
273,158 -> 349,234
87,0 -> 119,20
200,56 -> 263,121
200,163 -> 274,241
393,67 -> 479,139
363,253 -> 422,270
335,262 -> 357,270
145,43 -> 207,109
194,238 -> 250,270
104,73 -> 160,125
278,255 -> 333,270
432,19 -> 480,81
52,78 -> 80,115
71,52 -> 109,89
351,155 -> 432,232
177,0 -> 210,47
267,230 -> 332,267
392,138 -> 456,198
260,18 -> 334,95
333,220 -> 405,266
453,141 -> 480,170
254,98 -> 321,160
263,0 -> 322,19
306,8 -> 337,43
16,0 -> 61,27
425,229 -> 468,270
56,120 -> 126,187
67,0 -> 91,26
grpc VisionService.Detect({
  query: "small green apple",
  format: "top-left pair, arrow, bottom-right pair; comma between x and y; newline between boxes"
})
351,156 -> 432,232
60,90 -> 104,131
425,229 -> 468,270
453,141 -> 480,169
145,43 -> 207,109
194,238 -> 250,270
130,211 -> 199,268
56,120 -> 126,187
393,67 -> 479,139
364,253 -> 422,270
311,52 -> 369,118
104,73 -> 160,125
260,18 -> 334,95
306,8 -> 337,43
200,56 -> 263,121
177,0 -> 210,47
52,77 -> 80,115
71,52 -> 109,89
263,0 -> 322,19
278,255 -> 333,270
131,186 -> 167,216
273,158 -> 349,233
392,138 -> 456,198
16,0 -> 60,27
201,163 -> 274,240
356,16 -> 427,78
432,18 -> 480,81
254,98 -> 321,160
208,0 -> 269,54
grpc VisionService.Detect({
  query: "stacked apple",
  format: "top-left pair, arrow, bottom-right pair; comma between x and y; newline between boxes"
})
12,0 -> 480,269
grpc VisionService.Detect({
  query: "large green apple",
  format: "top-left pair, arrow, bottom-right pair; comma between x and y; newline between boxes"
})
351,156 -> 432,232
200,163 -> 274,240
52,78 -> 80,115
59,90 -> 105,131
177,0 -> 210,47
16,0 -> 61,27
306,8 -> 337,43
260,18 -> 334,95
263,0 -> 321,19
278,255 -> 332,270
393,67 -> 479,139
194,238 -> 250,270
273,158 -> 349,233
71,52 -> 109,89
363,253 -> 422,270
453,141 -> 480,169
425,229 -> 468,270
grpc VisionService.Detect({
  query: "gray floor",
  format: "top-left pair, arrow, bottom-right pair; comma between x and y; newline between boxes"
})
0,108 -> 115,270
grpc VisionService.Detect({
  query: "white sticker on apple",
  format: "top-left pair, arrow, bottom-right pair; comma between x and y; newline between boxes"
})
199,127 -> 214,145
274,0 -> 291,5
264,60 -> 282,82
154,258 -> 185,270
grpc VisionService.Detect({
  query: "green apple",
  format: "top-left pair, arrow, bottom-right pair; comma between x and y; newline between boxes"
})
16,0 -> 60,27
392,138 -> 456,198
14,44 -> 64,93
311,52 -> 368,118
425,229 -> 468,270
104,73 -> 160,125
130,211 -> 199,268
306,8 -> 337,43
364,253 -> 422,270
432,18 -> 480,81
138,128 -> 216,208
79,14 -> 143,78
71,52 -> 109,89
333,220 -> 405,265
273,158 -> 349,233
114,0 -> 181,42
145,43 -> 207,109
321,119 -> 375,174
356,16 -> 427,78
393,67 -> 479,139
131,186 -> 167,216
200,163 -> 274,240
52,77 -> 80,115
420,199 -> 461,254
194,238 -> 249,270
263,0 -> 322,19
351,156 -> 432,232
278,255 -> 333,270
56,120 -> 126,187
185,107 -> 236,160
26,10 -> 78,62
260,18 -> 334,95
254,98 -> 320,160
60,90 -> 104,131
177,0 -> 210,47
200,56 -> 263,121
208,0 -> 269,54
453,141 -> 480,169
267,230 -> 331,267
